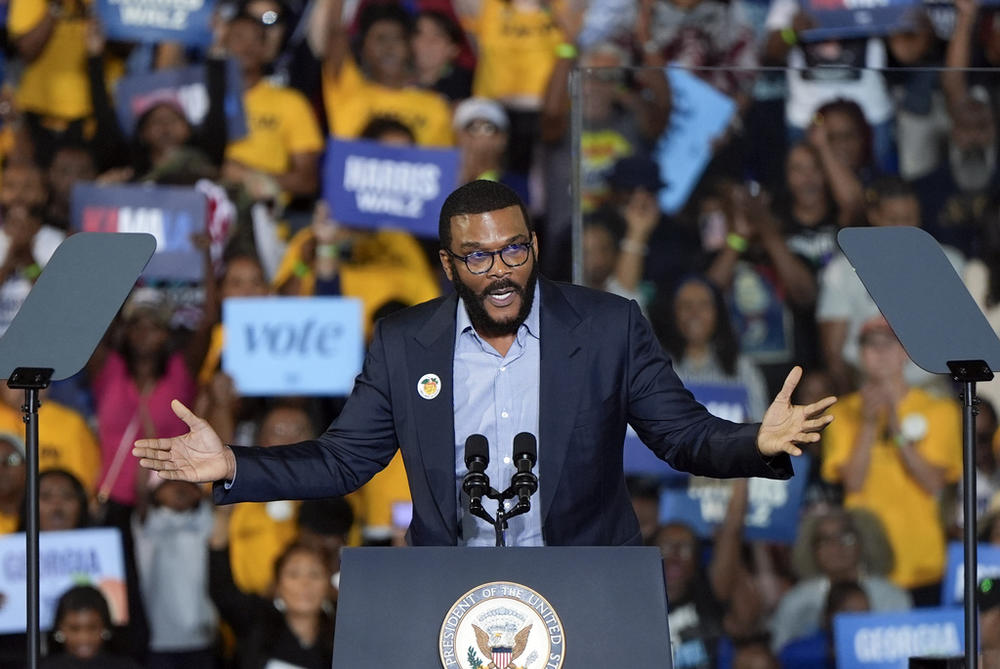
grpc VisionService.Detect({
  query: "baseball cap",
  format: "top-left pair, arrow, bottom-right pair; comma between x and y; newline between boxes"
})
453,98 -> 509,132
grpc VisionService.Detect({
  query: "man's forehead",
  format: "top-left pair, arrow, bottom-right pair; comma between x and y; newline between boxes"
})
448,205 -> 528,239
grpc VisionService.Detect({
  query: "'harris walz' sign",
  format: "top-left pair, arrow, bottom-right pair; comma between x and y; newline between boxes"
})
71,183 -> 207,282
799,0 -> 922,41
323,139 -> 459,238
96,0 -> 214,47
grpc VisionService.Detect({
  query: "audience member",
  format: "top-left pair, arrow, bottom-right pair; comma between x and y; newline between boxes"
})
453,97 -> 529,205
133,473 -> 215,669
0,433 -> 26,533
296,497 -> 354,598
820,315 -> 962,604
770,507 -> 910,652
42,586 -> 141,669
38,469 -> 90,531
777,580 -> 870,669
412,9 -> 473,102
651,275 -> 769,421
209,521 -> 335,669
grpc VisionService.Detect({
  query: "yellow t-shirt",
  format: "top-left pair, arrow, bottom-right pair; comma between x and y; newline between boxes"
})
0,512 -> 18,534
321,58 -> 454,147
273,227 -> 440,339
228,500 -> 300,595
467,0 -> 564,106
0,401 -> 101,494
225,80 -> 324,176
821,388 -> 962,588
346,450 -> 411,541
8,0 -> 122,120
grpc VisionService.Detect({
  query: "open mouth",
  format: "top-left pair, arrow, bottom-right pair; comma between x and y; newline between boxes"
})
486,290 -> 515,307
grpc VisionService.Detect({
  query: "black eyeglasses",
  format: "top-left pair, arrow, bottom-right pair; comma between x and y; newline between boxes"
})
446,240 -> 533,275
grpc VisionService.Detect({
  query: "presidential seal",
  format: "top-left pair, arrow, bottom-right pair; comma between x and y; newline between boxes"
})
439,581 -> 565,669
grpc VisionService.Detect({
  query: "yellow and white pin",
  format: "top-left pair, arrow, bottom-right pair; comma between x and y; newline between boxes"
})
417,373 -> 442,400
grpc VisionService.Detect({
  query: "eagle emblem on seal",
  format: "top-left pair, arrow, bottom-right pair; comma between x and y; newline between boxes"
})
473,624 -> 532,669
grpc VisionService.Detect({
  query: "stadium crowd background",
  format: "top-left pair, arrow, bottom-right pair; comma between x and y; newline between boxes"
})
0,0 -> 999,666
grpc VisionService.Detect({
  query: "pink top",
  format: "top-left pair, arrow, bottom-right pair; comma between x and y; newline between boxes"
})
94,351 -> 196,506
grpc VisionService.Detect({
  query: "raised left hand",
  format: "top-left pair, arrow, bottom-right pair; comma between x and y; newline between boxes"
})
757,366 -> 836,457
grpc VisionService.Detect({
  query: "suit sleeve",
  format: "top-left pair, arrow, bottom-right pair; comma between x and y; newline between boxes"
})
623,300 -> 792,479
214,320 -> 401,503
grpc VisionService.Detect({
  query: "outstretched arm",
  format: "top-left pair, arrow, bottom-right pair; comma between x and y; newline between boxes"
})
756,366 -> 836,458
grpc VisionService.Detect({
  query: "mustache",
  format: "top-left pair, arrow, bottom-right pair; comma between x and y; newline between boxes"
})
479,279 -> 522,298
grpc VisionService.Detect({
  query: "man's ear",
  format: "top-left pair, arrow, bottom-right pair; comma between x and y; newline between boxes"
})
439,250 -> 454,281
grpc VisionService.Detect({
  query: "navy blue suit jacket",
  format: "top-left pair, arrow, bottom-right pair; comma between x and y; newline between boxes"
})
215,277 -> 792,545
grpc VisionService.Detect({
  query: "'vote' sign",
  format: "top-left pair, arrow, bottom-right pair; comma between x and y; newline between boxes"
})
223,297 -> 364,396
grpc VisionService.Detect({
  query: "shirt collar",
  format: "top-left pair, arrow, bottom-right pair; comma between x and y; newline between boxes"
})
456,280 -> 541,341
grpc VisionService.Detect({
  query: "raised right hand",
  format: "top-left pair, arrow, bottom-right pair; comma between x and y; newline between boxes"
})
132,400 -> 235,483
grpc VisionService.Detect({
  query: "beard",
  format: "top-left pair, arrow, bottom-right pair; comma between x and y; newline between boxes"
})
949,143 -> 997,192
451,257 -> 538,338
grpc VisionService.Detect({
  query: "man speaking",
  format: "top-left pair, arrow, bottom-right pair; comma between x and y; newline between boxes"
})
134,180 -> 835,546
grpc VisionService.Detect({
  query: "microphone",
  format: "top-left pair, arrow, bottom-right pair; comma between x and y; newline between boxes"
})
462,434 -> 490,501
511,432 -> 538,506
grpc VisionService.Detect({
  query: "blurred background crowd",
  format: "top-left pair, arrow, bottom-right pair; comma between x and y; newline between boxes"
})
0,0 -> 999,666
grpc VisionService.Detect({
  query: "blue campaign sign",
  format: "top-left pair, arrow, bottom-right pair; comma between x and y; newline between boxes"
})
71,183 -> 207,281
799,0 -> 922,42
222,297 -> 364,397
323,139 -> 460,238
655,68 -> 735,215
96,0 -> 214,47
623,383 -> 751,480
941,541 -> 1000,606
834,608 -> 964,669
659,454 -> 810,543
114,62 -> 247,141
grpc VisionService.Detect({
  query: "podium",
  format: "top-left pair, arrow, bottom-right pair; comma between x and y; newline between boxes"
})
332,546 -> 672,667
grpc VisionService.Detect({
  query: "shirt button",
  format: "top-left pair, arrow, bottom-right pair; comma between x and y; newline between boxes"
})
503,456 -> 511,464
500,366 -> 507,372
501,411 -> 509,418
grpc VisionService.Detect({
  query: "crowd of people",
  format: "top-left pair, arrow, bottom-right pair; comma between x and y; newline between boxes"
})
0,0 -> 998,666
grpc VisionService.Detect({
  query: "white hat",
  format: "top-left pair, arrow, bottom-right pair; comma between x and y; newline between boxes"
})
452,97 -> 509,132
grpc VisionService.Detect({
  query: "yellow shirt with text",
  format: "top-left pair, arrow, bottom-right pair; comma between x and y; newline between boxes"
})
226,80 -> 324,175
822,388 -> 962,588
467,0 -> 565,105
321,58 -> 453,147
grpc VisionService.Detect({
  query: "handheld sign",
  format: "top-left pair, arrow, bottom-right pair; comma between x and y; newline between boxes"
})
0,528 -> 128,634
655,67 -> 735,215
659,455 -> 810,543
71,183 -> 207,282
799,0 -> 921,42
95,0 -> 215,47
223,296 -> 364,396
322,139 -> 459,238
114,62 -> 247,141
941,542 -> 1000,606
833,608 -> 964,669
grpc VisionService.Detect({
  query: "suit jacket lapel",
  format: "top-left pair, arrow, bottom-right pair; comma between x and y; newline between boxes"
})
409,293 -> 459,543
538,278 -> 587,528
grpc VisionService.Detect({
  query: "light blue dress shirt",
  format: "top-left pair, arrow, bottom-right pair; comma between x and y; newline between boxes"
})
453,284 -> 543,546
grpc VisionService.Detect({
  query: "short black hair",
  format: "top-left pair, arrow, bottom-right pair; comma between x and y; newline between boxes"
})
299,497 -> 355,537
866,175 -> 916,207
438,180 -> 532,249
359,2 -> 413,41
360,116 -> 416,144
416,9 -> 464,46
53,585 -> 113,632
